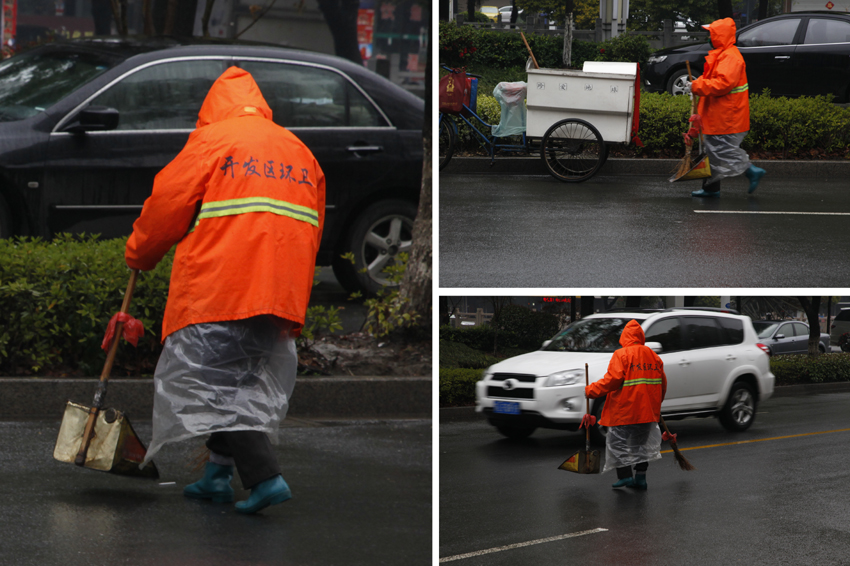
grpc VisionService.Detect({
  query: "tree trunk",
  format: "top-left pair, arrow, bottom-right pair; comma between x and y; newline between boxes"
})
580,296 -> 595,319
625,296 -> 642,309
201,0 -> 216,37
439,296 -> 450,327
399,17 -> 432,331
718,0 -> 734,19
797,297 -> 822,356
468,0 -> 477,23
757,1 -> 768,21
316,0 -> 363,65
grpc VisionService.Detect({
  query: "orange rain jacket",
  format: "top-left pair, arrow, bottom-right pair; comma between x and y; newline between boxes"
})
690,17 -> 750,135
585,320 -> 667,427
125,67 -> 326,340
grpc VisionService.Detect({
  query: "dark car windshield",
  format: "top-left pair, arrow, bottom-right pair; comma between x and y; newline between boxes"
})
0,48 -> 118,122
752,321 -> 781,338
541,317 -> 633,353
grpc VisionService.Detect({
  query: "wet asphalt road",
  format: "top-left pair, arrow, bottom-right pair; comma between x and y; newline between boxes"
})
440,392 -> 850,565
0,418 -> 431,566
439,172 -> 850,288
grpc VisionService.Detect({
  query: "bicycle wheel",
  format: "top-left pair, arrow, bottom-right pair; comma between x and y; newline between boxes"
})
439,115 -> 455,171
540,118 -> 605,183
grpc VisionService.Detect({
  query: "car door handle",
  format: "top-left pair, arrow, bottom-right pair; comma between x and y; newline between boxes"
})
678,359 -> 690,367
347,145 -> 383,155
774,56 -> 791,60
725,355 -> 737,361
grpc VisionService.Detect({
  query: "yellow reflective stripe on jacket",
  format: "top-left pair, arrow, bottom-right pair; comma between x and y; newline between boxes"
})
730,83 -> 748,94
623,378 -> 664,387
193,196 -> 319,229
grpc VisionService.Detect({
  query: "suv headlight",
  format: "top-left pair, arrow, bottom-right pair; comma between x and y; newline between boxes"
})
544,369 -> 583,387
647,55 -> 667,64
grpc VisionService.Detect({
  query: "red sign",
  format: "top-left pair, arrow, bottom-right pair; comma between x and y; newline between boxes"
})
1,0 -> 16,56
543,297 -> 572,303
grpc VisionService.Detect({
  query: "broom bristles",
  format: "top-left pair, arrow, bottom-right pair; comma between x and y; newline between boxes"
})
670,441 -> 696,471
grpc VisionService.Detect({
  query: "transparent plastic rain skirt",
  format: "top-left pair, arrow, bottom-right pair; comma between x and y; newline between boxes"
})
491,81 -> 527,137
602,422 -> 662,474
703,132 -> 750,184
142,316 -> 297,467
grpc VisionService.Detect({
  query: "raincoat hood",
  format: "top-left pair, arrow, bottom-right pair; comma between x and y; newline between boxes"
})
619,319 -> 646,348
705,18 -> 737,50
196,67 -> 272,129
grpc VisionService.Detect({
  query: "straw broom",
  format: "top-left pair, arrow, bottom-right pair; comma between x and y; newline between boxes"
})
660,417 -> 696,471
673,62 -> 699,179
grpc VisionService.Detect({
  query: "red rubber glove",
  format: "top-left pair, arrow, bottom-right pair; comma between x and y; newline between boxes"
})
101,312 -> 145,351
579,414 -> 597,430
662,431 -> 677,442
688,113 -> 703,130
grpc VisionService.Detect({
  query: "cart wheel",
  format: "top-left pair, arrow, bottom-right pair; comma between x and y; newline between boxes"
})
540,119 -> 605,183
439,115 -> 455,171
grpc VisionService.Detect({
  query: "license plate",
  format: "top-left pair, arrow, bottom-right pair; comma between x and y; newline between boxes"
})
494,401 -> 521,415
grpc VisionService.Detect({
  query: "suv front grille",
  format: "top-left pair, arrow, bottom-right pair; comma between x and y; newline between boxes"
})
491,373 -> 537,383
487,386 -> 534,399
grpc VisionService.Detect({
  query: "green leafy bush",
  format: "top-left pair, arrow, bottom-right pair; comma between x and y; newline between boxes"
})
771,353 -> 850,385
440,368 -> 484,406
594,34 -> 652,66
492,304 -> 559,350
440,325 -> 497,352
439,339 -> 502,369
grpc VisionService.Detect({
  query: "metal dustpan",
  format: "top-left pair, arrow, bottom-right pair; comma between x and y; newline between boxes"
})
53,269 -> 158,479
558,364 -> 600,474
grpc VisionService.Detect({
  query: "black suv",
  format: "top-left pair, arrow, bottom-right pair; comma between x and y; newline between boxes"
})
643,11 -> 850,101
0,37 -> 424,295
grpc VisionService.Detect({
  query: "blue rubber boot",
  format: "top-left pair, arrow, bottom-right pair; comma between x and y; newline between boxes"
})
612,477 -> 635,489
745,164 -> 766,194
629,474 -> 648,490
235,475 -> 292,514
183,462 -> 235,503
691,188 -> 720,198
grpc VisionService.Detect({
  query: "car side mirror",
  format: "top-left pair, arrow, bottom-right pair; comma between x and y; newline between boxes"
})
541,340 -> 551,348
646,341 -> 663,353
66,106 -> 119,133
776,334 -> 785,340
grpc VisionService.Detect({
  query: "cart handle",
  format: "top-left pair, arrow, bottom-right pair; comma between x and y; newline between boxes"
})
440,65 -> 483,79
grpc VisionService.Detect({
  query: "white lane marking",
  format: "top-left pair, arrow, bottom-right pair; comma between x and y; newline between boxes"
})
439,528 -> 608,563
694,210 -> 850,216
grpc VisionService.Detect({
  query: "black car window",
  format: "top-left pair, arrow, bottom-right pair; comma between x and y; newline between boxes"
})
643,317 -> 683,353
682,317 -> 724,349
90,59 -> 223,130
540,317 -> 630,353
777,323 -> 794,337
237,60 -> 387,129
804,18 -> 850,45
0,48 -> 117,122
837,310 -> 850,322
737,18 -> 800,47
717,317 -> 744,345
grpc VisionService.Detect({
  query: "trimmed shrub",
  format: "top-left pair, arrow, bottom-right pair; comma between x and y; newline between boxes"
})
440,367 -> 484,406
492,304 -> 560,350
594,34 -> 653,66
440,339 -> 502,369
771,353 -> 850,385
440,324 -> 497,352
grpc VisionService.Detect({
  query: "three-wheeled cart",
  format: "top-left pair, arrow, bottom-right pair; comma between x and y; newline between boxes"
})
439,61 -> 641,183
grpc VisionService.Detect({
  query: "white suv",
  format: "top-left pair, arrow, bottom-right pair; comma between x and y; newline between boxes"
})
475,309 -> 775,443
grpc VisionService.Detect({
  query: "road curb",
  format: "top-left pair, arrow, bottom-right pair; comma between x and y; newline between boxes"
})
439,381 -> 850,423
441,157 -> 850,178
0,376 -> 432,420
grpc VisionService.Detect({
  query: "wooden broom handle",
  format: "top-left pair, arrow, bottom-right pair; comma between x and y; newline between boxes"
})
521,32 -> 539,69
585,363 -> 590,448
74,269 -> 140,466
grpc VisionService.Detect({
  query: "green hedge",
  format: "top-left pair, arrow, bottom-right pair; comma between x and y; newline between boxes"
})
439,338 -> 503,369
0,235 -> 171,376
439,368 -> 483,406
770,353 -> 850,385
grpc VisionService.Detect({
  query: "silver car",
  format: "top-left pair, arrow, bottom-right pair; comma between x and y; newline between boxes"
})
752,320 -> 829,355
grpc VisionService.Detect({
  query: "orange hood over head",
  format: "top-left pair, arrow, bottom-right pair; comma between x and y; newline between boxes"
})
619,319 -> 646,348
196,66 -> 272,129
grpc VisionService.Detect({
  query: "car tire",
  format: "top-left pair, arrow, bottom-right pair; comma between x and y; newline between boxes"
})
0,192 -> 11,238
334,200 -> 417,297
818,343 -> 826,354
588,396 -> 608,446
666,68 -> 700,96
719,381 -> 757,432
495,423 -> 536,439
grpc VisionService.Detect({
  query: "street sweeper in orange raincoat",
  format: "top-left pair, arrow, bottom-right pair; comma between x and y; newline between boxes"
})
688,17 -> 766,198
125,66 -> 325,514
586,320 -> 667,489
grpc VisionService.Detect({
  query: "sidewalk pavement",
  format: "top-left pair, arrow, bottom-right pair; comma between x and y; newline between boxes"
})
0,375 -> 431,420
442,157 -> 850,178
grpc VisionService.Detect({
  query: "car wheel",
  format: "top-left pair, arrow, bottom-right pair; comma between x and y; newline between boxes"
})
0,193 -> 11,238
334,200 -> 417,297
719,381 -> 757,432
666,68 -> 700,96
588,396 -> 608,446
818,343 -> 826,354
495,423 -> 536,439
